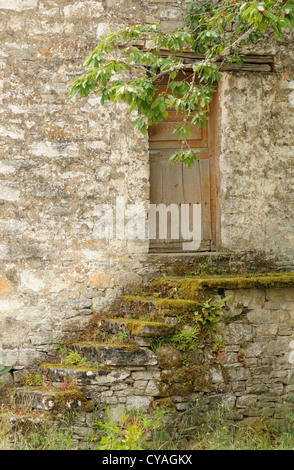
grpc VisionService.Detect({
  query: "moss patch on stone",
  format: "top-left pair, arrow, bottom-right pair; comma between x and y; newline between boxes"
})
123,295 -> 159,305
123,295 -> 203,316
151,272 -> 294,300
102,317 -> 175,337
73,340 -> 140,351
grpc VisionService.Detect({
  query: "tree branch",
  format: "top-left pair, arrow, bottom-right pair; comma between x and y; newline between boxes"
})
151,25 -> 256,84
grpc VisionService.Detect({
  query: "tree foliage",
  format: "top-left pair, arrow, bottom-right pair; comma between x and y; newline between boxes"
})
69,0 -> 294,167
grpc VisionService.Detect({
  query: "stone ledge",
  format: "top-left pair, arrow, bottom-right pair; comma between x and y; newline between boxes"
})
101,317 -> 175,337
71,342 -> 158,366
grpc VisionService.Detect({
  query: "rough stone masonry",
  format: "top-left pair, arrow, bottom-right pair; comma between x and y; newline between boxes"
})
0,1 -> 293,370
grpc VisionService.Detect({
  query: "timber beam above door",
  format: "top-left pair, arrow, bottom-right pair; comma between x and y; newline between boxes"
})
156,52 -> 274,72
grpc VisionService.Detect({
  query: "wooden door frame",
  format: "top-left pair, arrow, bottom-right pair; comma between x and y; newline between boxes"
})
207,83 -> 220,251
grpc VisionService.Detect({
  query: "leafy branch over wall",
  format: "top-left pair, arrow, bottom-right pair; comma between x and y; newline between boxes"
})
69,0 -> 294,167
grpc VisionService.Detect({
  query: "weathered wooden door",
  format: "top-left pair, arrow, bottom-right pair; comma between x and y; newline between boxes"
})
148,75 -> 218,252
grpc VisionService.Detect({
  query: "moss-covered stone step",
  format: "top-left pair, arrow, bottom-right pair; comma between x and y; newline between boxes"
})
9,386 -> 87,412
123,295 -> 202,316
100,317 -> 175,338
150,272 -> 294,300
69,342 -> 158,367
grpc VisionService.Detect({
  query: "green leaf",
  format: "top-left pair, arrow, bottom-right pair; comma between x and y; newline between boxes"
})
0,365 -> 11,376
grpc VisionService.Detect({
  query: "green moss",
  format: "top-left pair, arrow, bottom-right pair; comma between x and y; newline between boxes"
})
192,365 -> 213,392
106,317 -> 174,336
108,317 -> 168,327
123,295 -> 158,304
34,387 -> 89,413
123,295 -> 203,315
42,363 -> 65,370
151,397 -> 177,413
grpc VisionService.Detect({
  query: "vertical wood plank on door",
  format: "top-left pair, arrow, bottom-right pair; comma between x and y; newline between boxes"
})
150,158 -> 163,205
199,159 -> 212,241
181,160 -> 201,244
163,160 -> 183,241
150,158 -> 162,242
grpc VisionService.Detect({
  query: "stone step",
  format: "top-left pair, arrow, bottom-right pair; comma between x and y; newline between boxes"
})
9,386 -> 87,412
149,273 -> 294,300
122,295 -> 160,315
100,317 -> 175,338
42,364 -> 132,386
69,342 -> 158,367
123,295 -> 202,316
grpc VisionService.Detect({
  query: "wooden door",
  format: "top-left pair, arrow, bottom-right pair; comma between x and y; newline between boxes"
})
148,74 -> 218,252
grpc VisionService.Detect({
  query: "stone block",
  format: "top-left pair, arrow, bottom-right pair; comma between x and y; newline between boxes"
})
244,342 -> 268,357
73,342 -> 158,367
145,379 -> 160,396
0,0 -> 37,11
225,288 -> 265,315
43,365 -> 131,386
0,274 -> 13,295
236,394 -> 258,408
247,309 -> 271,324
255,324 -> 278,336
101,317 -> 175,338
156,345 -> 182,369
267,338 -> 289,356
266,287 -> 294,302
225,323 -> 253,344
126,395 -> 152,412
133,380 -> 148,393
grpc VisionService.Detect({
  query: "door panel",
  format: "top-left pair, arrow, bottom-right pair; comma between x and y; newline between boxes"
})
149,121 -> 206,148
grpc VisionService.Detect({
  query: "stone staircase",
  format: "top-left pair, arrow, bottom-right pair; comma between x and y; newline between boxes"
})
0,282 -> 187,437
1,271 -> 294,445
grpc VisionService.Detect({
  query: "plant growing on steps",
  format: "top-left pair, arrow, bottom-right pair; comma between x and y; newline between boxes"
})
62,350 -> 102,369
22,372 -> 43,387
151,296 -> 230,353
167,324 -> 200,352
193,296 -> 231,336
53,345 -> 106,370
92,409 -> 164,450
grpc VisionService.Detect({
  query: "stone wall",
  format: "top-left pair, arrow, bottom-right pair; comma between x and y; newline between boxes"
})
5,280 -> 293,433
0,0 -> 293,369
218,67 -> 294,270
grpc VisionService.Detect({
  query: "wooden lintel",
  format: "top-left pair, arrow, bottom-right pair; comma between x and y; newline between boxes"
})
159,52 -> 274,72
219,62 -> 272,72
117,43 -> 274,72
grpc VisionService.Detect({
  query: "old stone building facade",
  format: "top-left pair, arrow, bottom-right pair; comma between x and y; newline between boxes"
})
0,0 -> 293,382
